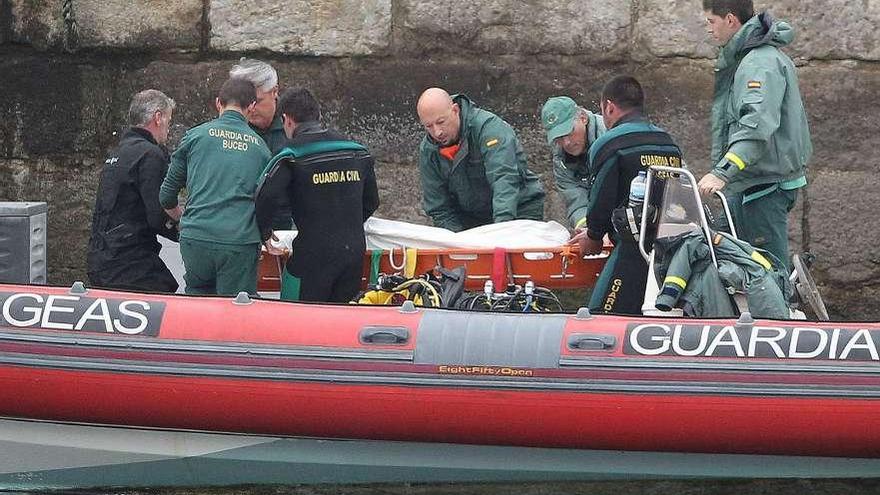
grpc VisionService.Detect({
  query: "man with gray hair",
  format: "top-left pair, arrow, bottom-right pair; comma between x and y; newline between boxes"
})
229,58 -> 285,152
541,96 -> 606,230
230,57 -> 292,228
87,89 -> 180,292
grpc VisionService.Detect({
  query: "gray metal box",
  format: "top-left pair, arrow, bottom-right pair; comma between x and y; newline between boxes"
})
0,202 -> 47,284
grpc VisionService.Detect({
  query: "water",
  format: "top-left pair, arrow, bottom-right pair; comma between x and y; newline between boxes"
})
39,480 -> 880,494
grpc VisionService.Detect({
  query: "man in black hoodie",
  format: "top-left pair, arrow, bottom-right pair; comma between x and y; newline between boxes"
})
87,89 -> 181,292
255,88 -> 379,302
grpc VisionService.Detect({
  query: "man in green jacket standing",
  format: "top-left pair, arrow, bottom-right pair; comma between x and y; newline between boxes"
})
697,0 -> 812,273
417,88 -> 545,232
160,78 -> 272,296
541,96 -> 606,230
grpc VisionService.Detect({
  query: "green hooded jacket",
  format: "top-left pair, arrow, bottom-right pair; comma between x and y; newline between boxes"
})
418,95 -> 545,232
552,109 -> 606,229
710,13 -> 812,194
655,230 -> 790,319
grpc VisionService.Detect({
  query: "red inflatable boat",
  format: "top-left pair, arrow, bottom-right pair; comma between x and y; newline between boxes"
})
1,282 -> 879,489
0,167 -> 873,488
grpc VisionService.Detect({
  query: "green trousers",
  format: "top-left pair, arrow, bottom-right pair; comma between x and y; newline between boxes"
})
180,238 -> 260,296
728,188 -> 798,274
280,270 -> 301,301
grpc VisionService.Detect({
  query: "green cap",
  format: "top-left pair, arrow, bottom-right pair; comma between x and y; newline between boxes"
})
541,96 -> 577,145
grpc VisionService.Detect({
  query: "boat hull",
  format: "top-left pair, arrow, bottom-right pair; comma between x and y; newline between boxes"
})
2,282 -> 880,488
1,357 -> 879,459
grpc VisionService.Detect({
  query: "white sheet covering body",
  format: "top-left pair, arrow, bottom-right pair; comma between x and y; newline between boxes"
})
161,219 -> 575,293
271,217 -> 571,251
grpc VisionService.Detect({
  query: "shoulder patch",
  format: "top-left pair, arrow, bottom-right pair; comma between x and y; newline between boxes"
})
485,138 -> 499,148
747,80 -> 762,89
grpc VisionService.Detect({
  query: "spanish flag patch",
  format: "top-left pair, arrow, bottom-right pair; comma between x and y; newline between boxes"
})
486,138 -> 499,148
747,80 -> 762,89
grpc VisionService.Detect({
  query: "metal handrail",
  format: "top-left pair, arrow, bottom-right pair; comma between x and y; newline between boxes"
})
714,190 -> 738,239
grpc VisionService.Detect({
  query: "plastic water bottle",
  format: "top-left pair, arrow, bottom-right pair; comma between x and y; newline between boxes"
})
483,280 -> 494,299
628,170 -> 647,209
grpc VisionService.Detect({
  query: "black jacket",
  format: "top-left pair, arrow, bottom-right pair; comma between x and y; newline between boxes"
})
88,128 -> 178,268
255,122 -> 379,271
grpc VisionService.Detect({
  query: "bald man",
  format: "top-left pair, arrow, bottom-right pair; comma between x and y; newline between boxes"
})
416,88 -> 544,232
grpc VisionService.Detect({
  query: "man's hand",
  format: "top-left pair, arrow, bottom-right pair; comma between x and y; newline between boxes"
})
262,231 -> 286,256
569,228 -> 604,256
164,205 -> 183,222
698,173 -> 726,197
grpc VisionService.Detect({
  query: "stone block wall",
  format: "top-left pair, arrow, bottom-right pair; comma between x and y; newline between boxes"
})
1,0 -> 879,318
210,0 -> 392,55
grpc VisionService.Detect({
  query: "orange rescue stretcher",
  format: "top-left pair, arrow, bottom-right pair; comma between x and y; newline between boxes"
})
257,244 -> 610,293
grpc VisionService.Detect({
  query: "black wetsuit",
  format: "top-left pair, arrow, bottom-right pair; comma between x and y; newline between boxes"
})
255,122 -> 379,302
87,127 -> 179,292
253,115 -> 295,230
586,114 -> 683,315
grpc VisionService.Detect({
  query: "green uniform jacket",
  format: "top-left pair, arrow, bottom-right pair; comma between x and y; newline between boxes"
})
552,109 -> 606,229
655,230 -> 790,319
710,12 -> 812,194
160,110 -> 271,245
255,115 -> 287,155
418,94 -> 545,232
